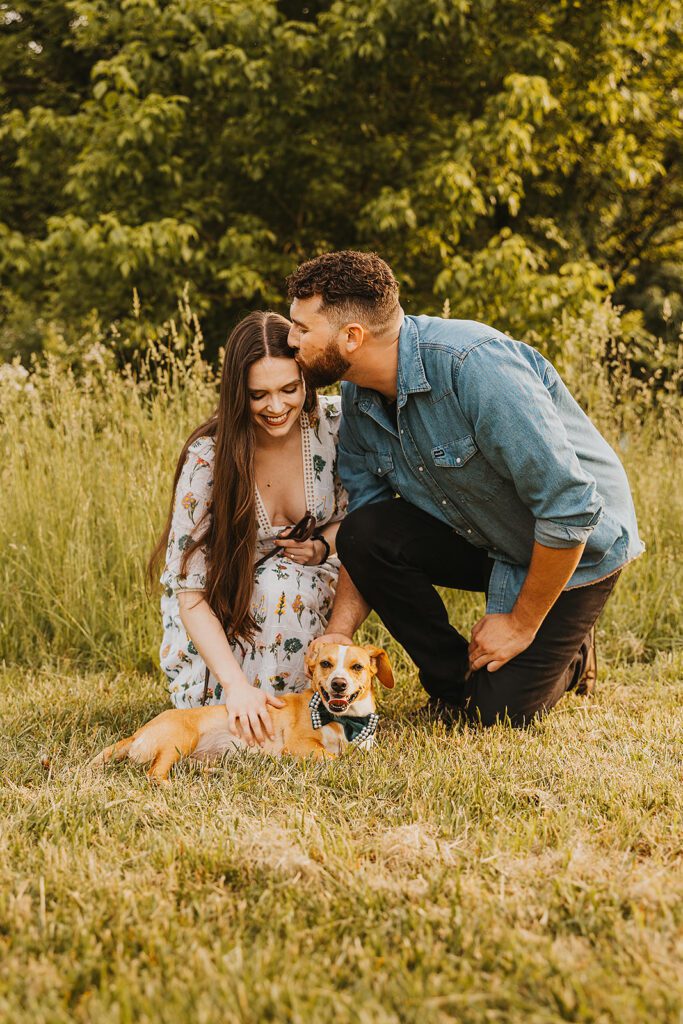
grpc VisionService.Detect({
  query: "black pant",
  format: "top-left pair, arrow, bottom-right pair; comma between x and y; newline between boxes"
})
336,499 -> 620,728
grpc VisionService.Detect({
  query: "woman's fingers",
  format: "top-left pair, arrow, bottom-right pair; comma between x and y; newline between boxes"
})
248,712 -> 265,746
230,712 -> 253,746
258,708 -> 275,742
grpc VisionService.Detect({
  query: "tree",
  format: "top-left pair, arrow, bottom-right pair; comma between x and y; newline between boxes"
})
1,0 -> 681,361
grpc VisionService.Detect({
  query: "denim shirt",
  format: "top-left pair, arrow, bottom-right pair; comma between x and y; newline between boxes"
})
338,315 -> 644,615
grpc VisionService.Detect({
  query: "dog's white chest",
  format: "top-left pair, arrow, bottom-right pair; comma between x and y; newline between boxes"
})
319,722 -> 347,755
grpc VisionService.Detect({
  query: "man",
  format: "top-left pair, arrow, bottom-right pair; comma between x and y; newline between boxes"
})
286,250 -> 643,727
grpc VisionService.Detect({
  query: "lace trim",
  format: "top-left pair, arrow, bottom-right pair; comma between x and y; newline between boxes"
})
300,411 -> 316,514
254,487 -> 271,537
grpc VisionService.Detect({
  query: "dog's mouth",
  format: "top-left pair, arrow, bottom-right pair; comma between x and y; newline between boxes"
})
320,686 -> 362,714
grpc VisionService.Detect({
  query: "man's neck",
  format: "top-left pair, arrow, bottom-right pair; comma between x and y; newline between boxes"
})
342,316 -> 403,399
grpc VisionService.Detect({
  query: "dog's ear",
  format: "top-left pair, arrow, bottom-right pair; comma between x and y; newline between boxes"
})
304,644 -> 319,679
364,646 -> 395,689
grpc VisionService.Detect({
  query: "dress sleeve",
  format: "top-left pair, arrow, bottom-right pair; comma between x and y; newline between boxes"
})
163,438 -> 214,592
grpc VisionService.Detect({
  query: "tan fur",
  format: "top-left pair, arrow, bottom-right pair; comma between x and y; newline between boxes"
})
89,643 -> 393,782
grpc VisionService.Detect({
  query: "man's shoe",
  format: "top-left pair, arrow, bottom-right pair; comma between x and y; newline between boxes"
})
575,627 -> 597,696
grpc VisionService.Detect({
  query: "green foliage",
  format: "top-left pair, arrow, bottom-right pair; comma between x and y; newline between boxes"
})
1,0 -> 681,357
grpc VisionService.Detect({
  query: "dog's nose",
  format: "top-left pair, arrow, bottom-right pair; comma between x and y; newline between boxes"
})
330,678 -> 347,694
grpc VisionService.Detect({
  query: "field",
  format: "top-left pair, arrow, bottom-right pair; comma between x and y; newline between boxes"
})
0,321 -> 681,1022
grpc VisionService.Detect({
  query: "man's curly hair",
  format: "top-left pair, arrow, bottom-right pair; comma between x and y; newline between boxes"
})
286,250 -> 400,332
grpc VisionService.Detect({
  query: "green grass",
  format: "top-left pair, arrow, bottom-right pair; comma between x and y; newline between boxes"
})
1,319 -> 682,1021
1,655 -> 681,1023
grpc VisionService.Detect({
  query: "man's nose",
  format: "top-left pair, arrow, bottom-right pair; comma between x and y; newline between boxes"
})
330,678 -> 346,693
287,327 -> 299,350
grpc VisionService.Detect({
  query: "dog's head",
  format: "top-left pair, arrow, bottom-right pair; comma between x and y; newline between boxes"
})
305,642 -> 394,715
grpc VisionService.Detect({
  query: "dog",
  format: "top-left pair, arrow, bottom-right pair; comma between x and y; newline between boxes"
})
89,643 -> 394,782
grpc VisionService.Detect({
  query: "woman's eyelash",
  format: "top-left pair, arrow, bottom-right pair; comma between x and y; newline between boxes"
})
251,385 -> 300,399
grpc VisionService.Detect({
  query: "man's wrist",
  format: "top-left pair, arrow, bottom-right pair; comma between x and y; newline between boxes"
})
325,616 -> 357,639
510,603 -> 542,635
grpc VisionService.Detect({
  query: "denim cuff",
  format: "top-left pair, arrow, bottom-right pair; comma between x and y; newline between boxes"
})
534,514 -> 601,548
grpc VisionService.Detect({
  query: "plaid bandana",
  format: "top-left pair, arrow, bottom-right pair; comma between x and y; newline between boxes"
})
309,691 -> 379,746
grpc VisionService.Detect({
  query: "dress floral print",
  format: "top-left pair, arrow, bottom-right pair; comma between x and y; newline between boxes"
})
159,395 -> 347,707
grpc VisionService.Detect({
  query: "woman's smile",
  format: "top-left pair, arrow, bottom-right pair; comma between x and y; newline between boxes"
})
261,409 -> 292,428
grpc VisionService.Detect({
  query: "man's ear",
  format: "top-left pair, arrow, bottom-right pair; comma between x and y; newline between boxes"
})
343,323 -> 365,355
364,645 -> 395,689
304,645 -> 319,679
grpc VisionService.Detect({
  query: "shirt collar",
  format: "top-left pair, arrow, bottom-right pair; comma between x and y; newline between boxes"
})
396,315 -> 431,407
351,316 -> 432,418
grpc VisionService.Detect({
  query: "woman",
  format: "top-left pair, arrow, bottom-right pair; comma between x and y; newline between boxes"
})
147,311 -> 347,746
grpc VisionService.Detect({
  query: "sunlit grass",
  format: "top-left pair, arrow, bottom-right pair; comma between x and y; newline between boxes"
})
1,656 -> 681,1023
1,301 -> 682,1021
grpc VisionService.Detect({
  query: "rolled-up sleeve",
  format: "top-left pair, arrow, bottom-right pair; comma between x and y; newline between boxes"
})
457,339 -> 603,548
338,391 -> 394,513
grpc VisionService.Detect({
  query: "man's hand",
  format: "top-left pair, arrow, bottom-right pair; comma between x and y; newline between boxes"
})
308,632 -> 354,657
468,613 -> 537,673
469,541 -> 586,674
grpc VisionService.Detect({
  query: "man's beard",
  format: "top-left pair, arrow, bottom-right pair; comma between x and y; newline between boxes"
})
298,339 -> 351,388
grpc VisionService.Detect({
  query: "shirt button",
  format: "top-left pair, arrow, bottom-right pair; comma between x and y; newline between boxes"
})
442,500 -> 447,505
467,529 -> 472,534
456,457 -> 461,464
418,466 -> 424,472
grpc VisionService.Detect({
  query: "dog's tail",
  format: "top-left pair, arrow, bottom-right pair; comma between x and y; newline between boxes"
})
88,736 -> 135,770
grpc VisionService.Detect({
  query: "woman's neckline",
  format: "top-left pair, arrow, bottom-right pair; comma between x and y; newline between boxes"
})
254,410 -> 315,534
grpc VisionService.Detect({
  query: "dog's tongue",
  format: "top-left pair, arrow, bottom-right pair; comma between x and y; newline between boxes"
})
329,698 -> 348,713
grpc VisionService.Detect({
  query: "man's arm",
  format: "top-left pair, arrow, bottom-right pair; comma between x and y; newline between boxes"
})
310,566 -> 371,650
455,338 -> 605,672
305,386 -> 381,652
468,540 -> 586,672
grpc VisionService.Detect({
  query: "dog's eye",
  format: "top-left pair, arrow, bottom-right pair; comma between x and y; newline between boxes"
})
319,660 -> 332,669
351,663 -> 363,672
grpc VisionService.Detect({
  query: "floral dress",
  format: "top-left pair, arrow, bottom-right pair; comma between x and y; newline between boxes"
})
159,395 -> 347,707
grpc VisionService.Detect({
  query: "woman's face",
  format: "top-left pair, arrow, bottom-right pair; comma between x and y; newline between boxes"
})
248,356 -> 306,439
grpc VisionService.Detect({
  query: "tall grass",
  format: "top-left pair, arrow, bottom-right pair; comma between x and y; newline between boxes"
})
0,298 -> 681,675
1,298 -> 682,1023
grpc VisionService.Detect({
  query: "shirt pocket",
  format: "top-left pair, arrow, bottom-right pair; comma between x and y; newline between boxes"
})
431,436 -> 478,468
365,450 -> 395,478
430,435 -> 503,502
364,450 -> 399,496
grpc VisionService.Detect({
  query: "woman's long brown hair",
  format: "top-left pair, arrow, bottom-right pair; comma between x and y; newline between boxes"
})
147,310 -> 316,646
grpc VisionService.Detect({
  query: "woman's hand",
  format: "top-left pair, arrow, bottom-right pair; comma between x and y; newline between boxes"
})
223,678 -> 285,746
275,535 -> 327,565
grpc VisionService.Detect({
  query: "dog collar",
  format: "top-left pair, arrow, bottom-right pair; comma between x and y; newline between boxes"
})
309,692 -> 379,745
